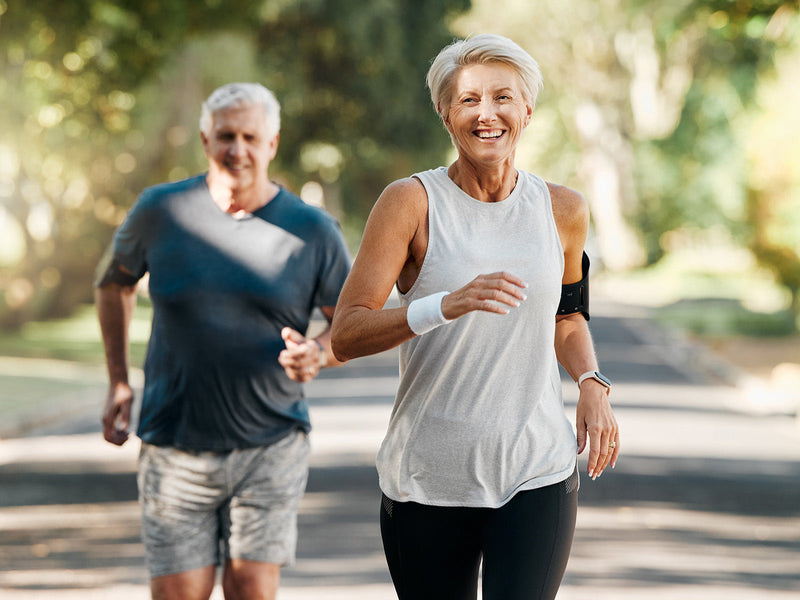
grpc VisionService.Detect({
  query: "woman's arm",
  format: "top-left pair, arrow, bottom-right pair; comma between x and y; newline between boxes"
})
331,177 -> 428,361
550,183 -> 620,479
551,183 -> 596,379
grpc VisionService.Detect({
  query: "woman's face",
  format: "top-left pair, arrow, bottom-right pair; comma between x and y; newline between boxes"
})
443,62 -> 532,168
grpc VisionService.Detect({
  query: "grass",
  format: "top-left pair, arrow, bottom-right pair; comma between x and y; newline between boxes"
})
0,302 -> 152,428
0,301 -> 152,366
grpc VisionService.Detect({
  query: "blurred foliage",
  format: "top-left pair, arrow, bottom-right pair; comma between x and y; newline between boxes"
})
0,0 -> 468,330
656,298 -> 797,337
1,0 -> 799,333
0,301 -> 151,364
0,0 -> 262,328
618,1 -> 800,316
632,0 -> 797,261
745,33 -> 800,314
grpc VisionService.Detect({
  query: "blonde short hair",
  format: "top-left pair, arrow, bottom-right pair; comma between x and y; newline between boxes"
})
199,83 -> 281,138
426,34 -> 543,119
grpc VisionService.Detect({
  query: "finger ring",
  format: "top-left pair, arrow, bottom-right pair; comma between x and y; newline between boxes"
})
609,441 -> 617,449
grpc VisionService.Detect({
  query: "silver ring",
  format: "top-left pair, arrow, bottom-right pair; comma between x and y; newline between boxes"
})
609,441 -> 617,449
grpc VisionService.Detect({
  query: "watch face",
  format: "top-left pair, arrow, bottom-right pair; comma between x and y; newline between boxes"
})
593,371 -> 611,388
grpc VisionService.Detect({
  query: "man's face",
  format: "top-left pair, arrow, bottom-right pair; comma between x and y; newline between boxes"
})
201,103 -> 278,193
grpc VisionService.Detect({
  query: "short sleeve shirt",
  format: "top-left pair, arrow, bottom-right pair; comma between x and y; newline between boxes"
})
108,174 -> 351,450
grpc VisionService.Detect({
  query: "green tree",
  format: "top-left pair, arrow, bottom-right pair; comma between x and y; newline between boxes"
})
633,0 -> 797,262
639,1 -> 800,324
745,31 -> 800,315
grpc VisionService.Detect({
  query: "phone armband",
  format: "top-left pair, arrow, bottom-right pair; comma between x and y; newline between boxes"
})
557,251 -> 590,321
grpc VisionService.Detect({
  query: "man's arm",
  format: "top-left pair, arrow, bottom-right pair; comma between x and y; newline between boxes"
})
95,282 -> 138,446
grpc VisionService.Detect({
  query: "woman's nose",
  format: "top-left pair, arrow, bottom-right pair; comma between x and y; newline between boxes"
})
478,100 -> 497,122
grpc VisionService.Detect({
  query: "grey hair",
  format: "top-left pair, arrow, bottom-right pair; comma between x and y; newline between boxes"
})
199,82 -> 281,138
426,34 -> 543,119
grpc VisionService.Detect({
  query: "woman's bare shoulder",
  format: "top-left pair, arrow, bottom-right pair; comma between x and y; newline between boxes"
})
546,182 -> 589,232
379,176 -> 427,204
366,176 -> 429,230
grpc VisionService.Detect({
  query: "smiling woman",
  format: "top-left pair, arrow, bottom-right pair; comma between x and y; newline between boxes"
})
330,33 -> 619,600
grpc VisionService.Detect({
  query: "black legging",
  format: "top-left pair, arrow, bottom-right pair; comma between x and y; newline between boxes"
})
380,469 -> 578,600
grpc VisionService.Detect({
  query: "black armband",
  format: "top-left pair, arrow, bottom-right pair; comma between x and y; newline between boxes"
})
557,251 -> 590,321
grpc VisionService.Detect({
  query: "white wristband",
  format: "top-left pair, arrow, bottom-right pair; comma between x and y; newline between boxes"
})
406,291 -> 451,335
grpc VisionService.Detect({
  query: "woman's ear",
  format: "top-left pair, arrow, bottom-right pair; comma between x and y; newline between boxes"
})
438,103 -> 450,126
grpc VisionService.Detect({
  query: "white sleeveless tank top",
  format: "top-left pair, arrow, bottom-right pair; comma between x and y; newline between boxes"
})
376,167 -> 577,507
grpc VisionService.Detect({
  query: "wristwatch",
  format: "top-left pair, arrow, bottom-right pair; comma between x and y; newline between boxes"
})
578,370 -> 611,390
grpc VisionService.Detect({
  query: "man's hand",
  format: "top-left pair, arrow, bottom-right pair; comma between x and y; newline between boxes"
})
102,381 -> 133,446
279,327 -> 324,383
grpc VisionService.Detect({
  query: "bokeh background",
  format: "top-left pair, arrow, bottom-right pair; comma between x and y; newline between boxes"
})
2,3 -> 800,598
1,0 -> 799,364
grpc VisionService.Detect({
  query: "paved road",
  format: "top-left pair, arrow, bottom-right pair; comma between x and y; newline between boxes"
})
1,299 -> 799,599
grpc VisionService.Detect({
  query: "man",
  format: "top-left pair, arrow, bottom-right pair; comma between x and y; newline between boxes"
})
95,82 -> 351,600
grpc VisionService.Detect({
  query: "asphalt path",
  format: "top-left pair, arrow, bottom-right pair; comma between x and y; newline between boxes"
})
1,298 -> 799,599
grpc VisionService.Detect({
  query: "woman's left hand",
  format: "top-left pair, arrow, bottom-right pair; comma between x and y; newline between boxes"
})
576,382 -> 619,479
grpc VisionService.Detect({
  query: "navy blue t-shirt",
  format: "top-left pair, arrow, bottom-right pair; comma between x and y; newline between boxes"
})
109,174 -> 351,450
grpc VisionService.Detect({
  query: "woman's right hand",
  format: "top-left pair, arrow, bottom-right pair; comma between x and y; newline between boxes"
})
441,271 -> 528,320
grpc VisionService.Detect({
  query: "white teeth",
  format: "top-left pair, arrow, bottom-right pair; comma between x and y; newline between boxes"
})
477,131 -> 502,139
